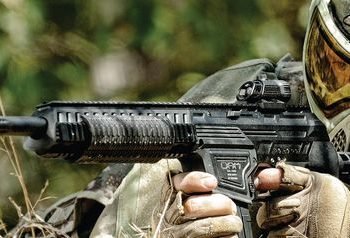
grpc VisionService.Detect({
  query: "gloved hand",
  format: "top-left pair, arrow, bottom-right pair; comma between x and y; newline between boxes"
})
256,162 -> 350,238
152,171 -> 243,238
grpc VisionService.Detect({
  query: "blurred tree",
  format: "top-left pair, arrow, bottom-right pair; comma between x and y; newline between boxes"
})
0,0 -> 309,231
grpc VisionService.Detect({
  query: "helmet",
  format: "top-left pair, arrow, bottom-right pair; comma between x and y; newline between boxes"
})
303,0 -> 350,151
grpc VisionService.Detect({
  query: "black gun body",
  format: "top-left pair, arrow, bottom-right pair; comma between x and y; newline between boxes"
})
28,102 -> 335,166
15,101 -> 338,238
22,101 -> 338,198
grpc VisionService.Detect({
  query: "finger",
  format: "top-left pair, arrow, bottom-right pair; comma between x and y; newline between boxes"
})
177,215 -> 242,237
254,168 -> 283,191
183,193 -> 236,218
276,162 -> 311,192
172,171 -> 217,193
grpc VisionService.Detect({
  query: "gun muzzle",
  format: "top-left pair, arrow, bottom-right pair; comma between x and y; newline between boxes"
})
0,116 -> 47,139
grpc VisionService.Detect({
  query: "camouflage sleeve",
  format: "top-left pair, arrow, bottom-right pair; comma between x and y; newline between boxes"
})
40,160 -> 181,237
89,159 -> 181,237
42,163 -> 134,237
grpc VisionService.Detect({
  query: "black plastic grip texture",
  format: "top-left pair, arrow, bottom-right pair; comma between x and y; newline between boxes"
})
78,115 -> 195,163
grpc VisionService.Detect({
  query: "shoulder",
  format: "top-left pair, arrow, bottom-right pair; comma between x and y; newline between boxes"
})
179,55 -> 302,103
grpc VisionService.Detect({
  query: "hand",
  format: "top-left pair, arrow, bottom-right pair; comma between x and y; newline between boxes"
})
255,162 -> 350,238
152,171 -> 242,238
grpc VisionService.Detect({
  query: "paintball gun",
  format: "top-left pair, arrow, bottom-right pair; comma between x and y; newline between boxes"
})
0,78 -> 349,238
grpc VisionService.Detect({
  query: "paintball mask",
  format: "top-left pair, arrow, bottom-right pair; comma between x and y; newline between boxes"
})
303,0 -> 350,151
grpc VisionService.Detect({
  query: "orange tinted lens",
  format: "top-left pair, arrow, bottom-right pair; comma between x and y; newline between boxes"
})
305,11 -> 350,118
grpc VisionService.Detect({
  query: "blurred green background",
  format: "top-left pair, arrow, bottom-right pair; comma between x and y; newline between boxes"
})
0,0 -> 309,230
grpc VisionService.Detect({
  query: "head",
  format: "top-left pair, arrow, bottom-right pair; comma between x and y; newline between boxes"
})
303,0 -> 350,151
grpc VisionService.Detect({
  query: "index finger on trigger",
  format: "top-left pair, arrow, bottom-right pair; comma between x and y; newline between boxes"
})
172,171 -> 218,194
254,168 -> 283,191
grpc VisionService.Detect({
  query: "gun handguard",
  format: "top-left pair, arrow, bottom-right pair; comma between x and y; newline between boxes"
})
79,115 -> 196,162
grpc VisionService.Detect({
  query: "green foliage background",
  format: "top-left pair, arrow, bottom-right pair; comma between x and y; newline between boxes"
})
0,0 -> 309,229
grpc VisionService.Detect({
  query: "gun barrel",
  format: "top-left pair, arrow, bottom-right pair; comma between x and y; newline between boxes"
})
0,116 -> 47,138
